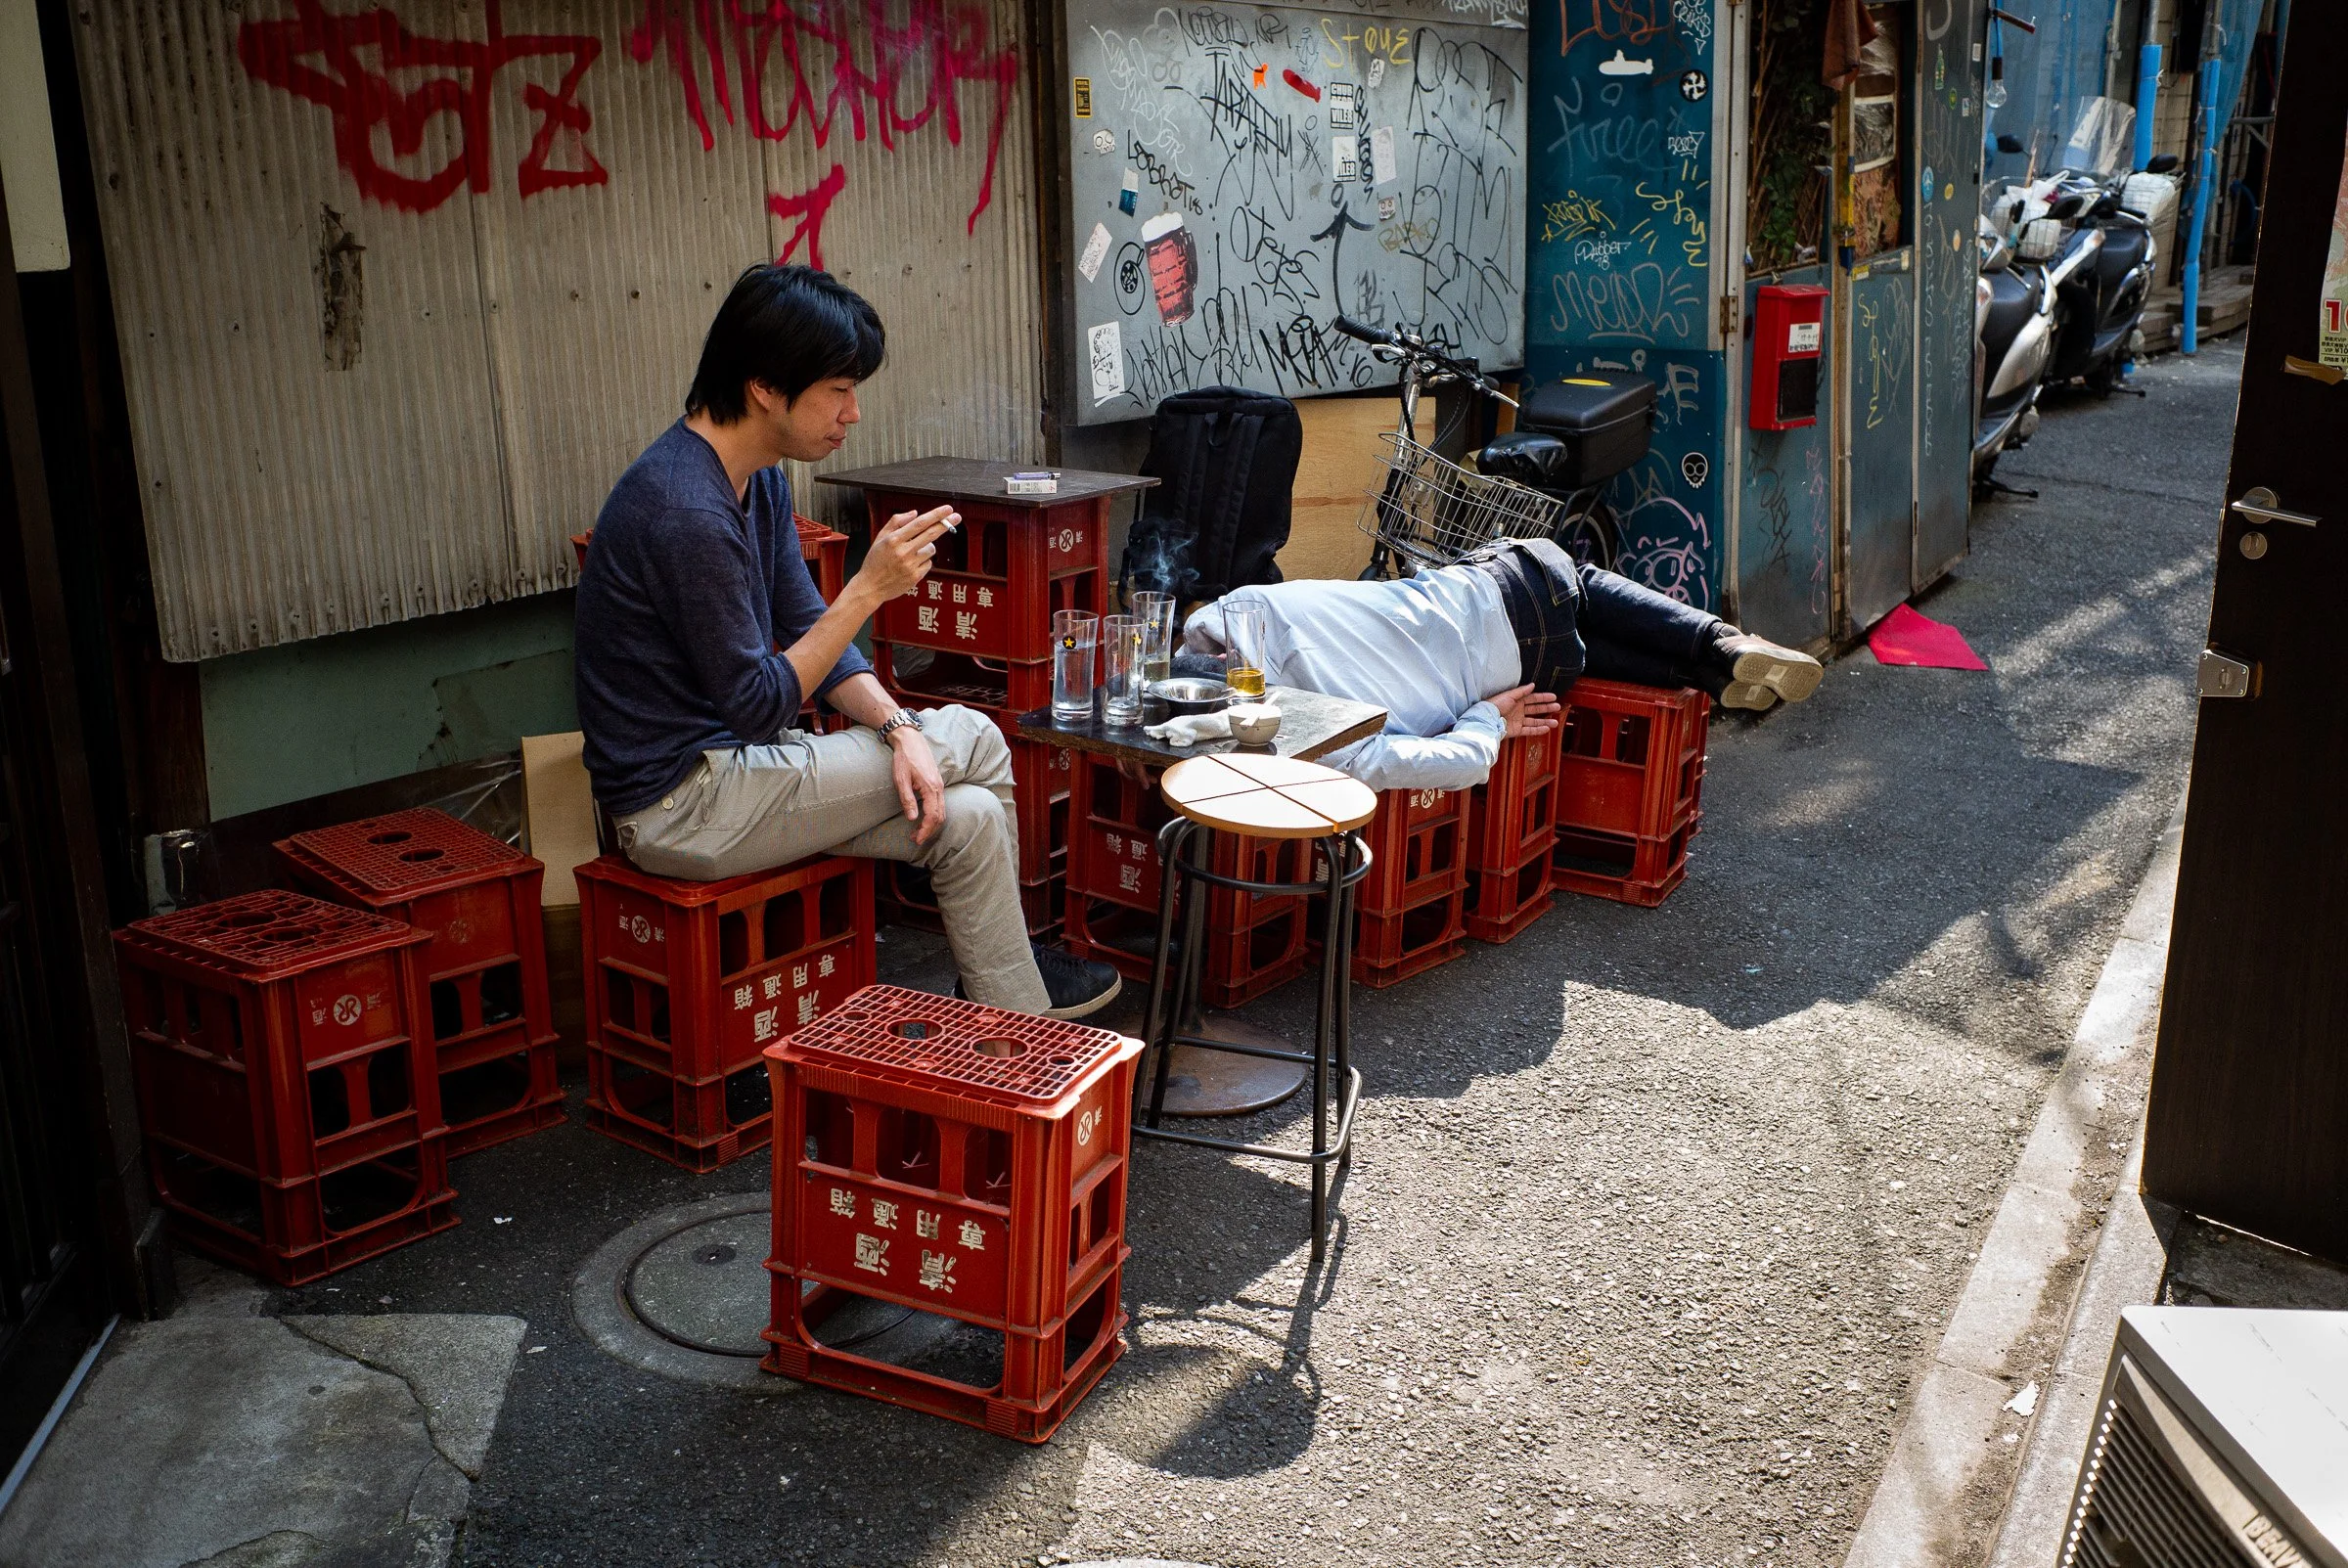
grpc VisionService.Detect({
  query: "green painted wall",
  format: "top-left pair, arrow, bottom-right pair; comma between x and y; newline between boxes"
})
201,592 -> 579,820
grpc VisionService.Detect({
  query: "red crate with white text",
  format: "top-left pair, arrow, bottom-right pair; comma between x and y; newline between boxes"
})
113,890 -> 457,1283
1061,755 -> 1316,1005
762,986 -> 1140,1441
577,854 -> 876,1171
275,808 -> 563,1156
1351,888 -> 1469,989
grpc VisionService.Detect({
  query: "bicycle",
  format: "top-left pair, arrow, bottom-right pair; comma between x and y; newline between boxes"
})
1333,316 -> 1626,579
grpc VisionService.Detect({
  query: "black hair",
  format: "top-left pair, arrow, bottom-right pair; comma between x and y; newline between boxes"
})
685,263 -> 886,423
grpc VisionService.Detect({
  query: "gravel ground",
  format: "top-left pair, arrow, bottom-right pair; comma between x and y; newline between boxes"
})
286,341 -> 2238,1568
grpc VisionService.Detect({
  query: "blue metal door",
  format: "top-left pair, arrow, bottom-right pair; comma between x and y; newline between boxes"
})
1916,0 -> 1986,584
1845,252 -> 1917,631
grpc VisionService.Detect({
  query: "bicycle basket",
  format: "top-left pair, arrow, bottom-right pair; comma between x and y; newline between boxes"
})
1357,434 -> 1568,570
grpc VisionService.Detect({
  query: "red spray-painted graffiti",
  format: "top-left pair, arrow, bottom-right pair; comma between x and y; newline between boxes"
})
238,0 -> 607,212
768,163 -> 847,267
625,0 -> 1019,242
1557,0 -> 1674,58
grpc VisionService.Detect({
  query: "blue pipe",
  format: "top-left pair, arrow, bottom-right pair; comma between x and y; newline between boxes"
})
2133,44 -> 2161,168
2181,58 -> 2220,355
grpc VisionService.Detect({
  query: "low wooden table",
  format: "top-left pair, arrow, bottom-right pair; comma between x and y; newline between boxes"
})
1019,687 -> 1387,1117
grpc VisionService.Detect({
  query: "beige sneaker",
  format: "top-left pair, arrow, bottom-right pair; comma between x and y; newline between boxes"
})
1718,681 -> 1780,712
1716,634 -> 1825,703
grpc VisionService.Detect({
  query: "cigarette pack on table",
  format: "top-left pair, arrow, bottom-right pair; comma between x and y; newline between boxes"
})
1004,471 -> 1061,495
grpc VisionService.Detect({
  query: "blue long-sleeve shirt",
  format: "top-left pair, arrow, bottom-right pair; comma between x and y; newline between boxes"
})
574,422 -> 871,814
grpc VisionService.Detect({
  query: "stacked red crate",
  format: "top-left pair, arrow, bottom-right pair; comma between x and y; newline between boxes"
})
1061,753 -> 1316,1008
863,494 -> 1111,938
1549,680 -> 1710,906
274,808 -> 564,1156
1465,725 -> 1565,942
1344,785 -> 1470,988
113,890 -> 458,1283
762,986 -> 1141,1441
577,853 -> 876,1171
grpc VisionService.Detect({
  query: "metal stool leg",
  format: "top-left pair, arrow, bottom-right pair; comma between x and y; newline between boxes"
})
1309,830 -> 1344,1260
1143,819 -> 1199,1129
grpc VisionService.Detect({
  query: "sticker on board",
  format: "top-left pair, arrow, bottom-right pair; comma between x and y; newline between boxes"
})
1078,222 -> 1113,284
1599,50 -> 1654,77
1088,322 -> 1125,405
1073,78 -> 1092,117
1091,128 -> 1115,156
1332,137 -> 1360,183
1328,82 -> 1360,132
1370,127 -> 1397,187
1679,69 -> 1708,102
1682,452 -> 1709,489
1368,58 -> 1386,90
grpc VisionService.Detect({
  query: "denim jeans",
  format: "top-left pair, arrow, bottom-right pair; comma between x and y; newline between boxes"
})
1469,539 -> 1727,694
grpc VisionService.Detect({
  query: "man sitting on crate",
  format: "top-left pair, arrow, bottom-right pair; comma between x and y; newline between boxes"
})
1180,538 -> 1824,791
573,263 -> 1122,1020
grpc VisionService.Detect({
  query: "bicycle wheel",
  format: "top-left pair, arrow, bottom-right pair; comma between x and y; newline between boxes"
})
1552,498 -> 1618,571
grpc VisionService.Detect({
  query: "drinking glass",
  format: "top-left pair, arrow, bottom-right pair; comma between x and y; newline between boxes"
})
1221,603 -> 1266,697
1101,614 -> 1146,726
1052,609 -> 1099,722
1130,591 -> 1177,687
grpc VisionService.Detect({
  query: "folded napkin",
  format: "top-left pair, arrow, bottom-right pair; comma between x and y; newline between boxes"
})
1143,712 -> 1233,747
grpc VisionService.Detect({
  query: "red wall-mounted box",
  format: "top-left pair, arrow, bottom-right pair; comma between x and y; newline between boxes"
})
1749,284 -> 1829,430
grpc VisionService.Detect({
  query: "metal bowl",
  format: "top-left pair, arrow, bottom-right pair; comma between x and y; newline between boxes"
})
1149,677 -> 1234,717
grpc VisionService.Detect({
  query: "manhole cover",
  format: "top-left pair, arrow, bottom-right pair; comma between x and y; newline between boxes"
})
575,1193 -> 966,1388
625,1210 -> 771,1356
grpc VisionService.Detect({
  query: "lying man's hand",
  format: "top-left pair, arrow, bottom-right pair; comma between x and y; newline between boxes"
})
888,726 -> 948,845
1489,683 -> 1562,739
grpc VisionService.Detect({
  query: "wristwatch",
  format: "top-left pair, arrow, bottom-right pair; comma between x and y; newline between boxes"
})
878,709 -> 925,740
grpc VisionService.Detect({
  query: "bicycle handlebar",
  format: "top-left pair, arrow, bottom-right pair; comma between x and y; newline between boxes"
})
1331,316 -> 1518,408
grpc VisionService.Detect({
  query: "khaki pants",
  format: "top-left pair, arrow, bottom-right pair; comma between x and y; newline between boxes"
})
614,706 -> 1051,1012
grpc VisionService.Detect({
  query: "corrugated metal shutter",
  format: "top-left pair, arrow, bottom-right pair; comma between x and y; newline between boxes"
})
71,1 -> 1043,662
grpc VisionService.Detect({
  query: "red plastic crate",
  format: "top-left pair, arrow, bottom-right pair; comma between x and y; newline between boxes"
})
762,985 -> 1140,1442
878,564 -> 1102,663
1556,680 -> 1709,842
1465,843 -> 1556,943
1061,756 -> 1316,1006
872,645 -> 1054,719
1551,821 -> 1694,907
1469,725 -> 1565,872
1352,786 -> 1468,914
1352,887 -> 1468,989
1550,680 -> 1707,908
577,853 -> 877,1170
113,889 -> 457,1282
856,491 -> 1109,583
275,808 -> 563,1157
794,514 -> 849,603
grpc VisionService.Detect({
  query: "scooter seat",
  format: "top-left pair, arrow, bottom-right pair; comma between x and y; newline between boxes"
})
1479,430 -> 1571,488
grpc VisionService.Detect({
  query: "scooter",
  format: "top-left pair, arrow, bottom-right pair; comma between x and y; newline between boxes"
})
1973,208 -> 2056,498
2043,154 -> 2178,394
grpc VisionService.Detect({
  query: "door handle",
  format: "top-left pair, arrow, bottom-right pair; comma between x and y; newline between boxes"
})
2230,486 -> 2320,528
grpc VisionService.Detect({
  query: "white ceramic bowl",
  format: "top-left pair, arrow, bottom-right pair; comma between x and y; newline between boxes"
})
1226,702 -> 1283,745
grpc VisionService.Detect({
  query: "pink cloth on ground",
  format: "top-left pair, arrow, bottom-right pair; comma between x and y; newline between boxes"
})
1866,604 -> 1987,670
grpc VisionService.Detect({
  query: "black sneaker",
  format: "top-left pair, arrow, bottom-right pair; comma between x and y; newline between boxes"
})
957,944 -> 1122,1020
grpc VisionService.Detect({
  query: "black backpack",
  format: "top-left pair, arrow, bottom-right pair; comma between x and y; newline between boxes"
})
1118,386 -> 1302,603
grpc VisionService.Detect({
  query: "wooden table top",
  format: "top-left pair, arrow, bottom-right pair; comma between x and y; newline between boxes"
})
814,458 -> 1158,509
1016,686 -> 1387,769
1161,753 -> 1378,838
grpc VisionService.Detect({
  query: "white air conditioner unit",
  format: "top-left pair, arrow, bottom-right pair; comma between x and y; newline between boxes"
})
2061,1307 -> 2348,1568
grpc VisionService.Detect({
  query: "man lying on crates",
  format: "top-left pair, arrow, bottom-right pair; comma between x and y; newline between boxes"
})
1179,538 -> 1824,790
572,263 -> 1122,1020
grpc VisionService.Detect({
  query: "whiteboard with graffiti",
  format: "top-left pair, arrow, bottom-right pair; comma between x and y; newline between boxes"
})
1063,0 -> 1528,424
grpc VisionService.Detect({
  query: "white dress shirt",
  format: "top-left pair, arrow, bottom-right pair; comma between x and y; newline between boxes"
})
1183,566 -> 1522,790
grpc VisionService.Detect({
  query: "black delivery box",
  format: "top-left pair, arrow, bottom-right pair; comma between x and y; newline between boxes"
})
1511,374 -> 1657,487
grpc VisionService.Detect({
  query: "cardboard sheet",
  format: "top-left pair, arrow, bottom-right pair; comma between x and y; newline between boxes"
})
520,732 -> 598,907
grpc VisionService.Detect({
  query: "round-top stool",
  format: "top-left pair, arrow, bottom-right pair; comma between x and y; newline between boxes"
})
1134,752 -> 1377,1261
